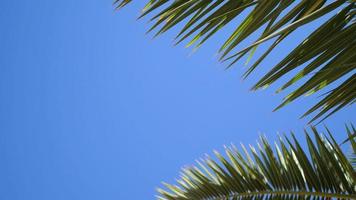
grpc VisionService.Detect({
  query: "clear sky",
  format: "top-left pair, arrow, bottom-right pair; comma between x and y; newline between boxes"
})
1,1 -> 355,200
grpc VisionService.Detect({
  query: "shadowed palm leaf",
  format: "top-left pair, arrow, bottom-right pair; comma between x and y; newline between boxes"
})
115,0 -> 356,123
156,126 -> 356,200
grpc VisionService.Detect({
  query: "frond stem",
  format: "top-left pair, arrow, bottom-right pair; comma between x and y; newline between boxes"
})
211,190 -> 356,199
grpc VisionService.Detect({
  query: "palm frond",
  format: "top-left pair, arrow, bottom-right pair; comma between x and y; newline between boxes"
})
341,124 -> 356,168
156,126 -> 356,200
115,0 -> 356,123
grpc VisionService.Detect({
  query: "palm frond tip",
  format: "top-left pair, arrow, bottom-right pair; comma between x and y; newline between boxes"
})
115,0 -> 356,123
157,126 -> 356,200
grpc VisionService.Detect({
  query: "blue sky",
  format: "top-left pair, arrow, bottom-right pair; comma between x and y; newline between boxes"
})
1,1 -> 355,200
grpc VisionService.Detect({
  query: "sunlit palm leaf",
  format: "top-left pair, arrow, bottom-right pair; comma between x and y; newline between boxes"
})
115,0 -> 356,123
156,126 -> 356,200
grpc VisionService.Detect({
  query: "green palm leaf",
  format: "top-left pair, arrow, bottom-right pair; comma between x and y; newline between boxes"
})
156,126 -> 356,200
341,124 -> 356,168
115,0 -> 356,123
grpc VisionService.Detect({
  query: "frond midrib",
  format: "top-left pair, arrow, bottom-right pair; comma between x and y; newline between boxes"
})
202,190 -> 356,200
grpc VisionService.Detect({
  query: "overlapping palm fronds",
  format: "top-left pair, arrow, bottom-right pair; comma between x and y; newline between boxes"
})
156,126 -> 356,200
115,0 -> 356,123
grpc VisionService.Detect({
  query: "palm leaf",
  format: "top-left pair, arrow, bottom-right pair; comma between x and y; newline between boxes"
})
114,0 -> 132,9
156,126 -> 356,200
115,0 -> 356,123
340,124 -> 356,168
